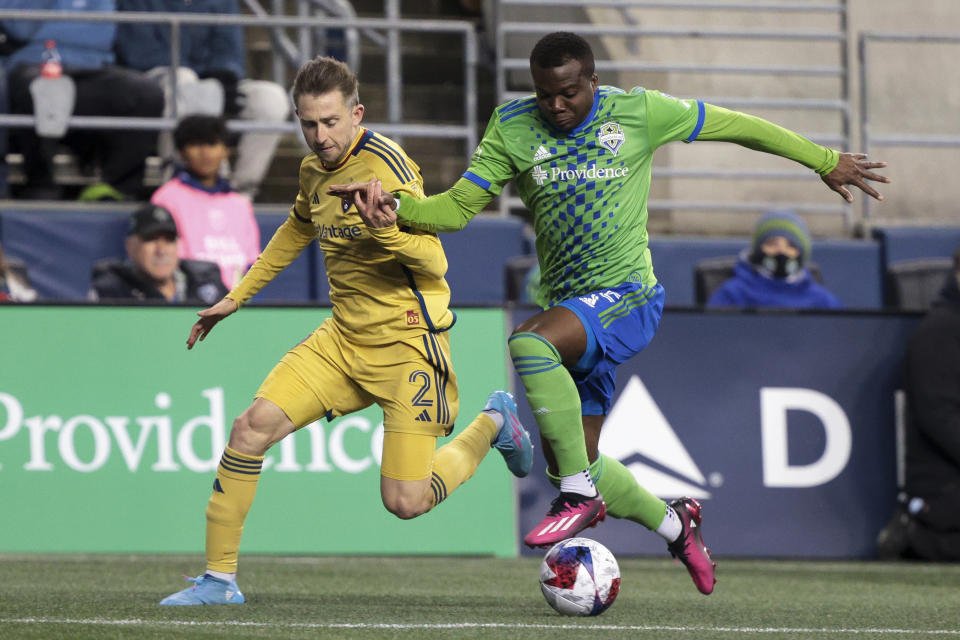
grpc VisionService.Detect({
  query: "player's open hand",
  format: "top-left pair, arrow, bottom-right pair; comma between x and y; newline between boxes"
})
822,152 -> 890,203
187,297 -> 238,350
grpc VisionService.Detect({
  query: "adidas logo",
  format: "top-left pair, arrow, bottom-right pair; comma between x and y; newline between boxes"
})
212,478 -> 225,494
533,145 -> 551,162
225,590 -> 235,600
414,410 -> 431,422
598,376 -> 711,500
536,514 -> 582,536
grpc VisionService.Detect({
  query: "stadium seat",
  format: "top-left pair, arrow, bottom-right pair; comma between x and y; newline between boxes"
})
886,258 -> 953,311
694,255 -> 824,305
504,254 -> 539,303
439,216 -> 530,304
250,211 -> 317,304
872,226 -> 960,265
648,237 -> 879,308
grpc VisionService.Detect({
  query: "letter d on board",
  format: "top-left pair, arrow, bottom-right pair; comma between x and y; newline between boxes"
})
761,387 -> 852,488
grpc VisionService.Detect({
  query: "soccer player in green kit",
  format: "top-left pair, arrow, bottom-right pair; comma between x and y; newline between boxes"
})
331,32 -> 890,595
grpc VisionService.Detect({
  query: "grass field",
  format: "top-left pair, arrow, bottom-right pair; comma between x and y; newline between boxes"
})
1,554 -> 958,639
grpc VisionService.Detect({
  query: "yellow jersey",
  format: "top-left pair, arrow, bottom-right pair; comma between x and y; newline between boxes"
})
227,127 -> 454,344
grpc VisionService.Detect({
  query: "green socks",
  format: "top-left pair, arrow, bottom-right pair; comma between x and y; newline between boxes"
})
549,455 -> 668,530
508,332 -> 589,476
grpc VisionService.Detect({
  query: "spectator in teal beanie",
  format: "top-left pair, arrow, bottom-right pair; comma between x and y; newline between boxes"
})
708,210 -> 842,309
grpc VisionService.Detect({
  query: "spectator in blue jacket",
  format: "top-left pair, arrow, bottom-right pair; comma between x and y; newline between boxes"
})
114,0 -> 291,200
708,210 -> 843,310
3,0 -> 164,200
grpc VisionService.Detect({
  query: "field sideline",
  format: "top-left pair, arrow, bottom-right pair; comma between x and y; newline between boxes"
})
0,554 -> 957,639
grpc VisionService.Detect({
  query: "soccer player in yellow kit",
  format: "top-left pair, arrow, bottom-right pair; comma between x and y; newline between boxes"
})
159,56 -> 534,606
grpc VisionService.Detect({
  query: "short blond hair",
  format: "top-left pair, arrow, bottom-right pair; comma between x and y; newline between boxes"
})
292,56 -> 359,107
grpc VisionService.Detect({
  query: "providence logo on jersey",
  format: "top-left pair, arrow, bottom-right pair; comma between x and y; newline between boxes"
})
532,164 -> 631,186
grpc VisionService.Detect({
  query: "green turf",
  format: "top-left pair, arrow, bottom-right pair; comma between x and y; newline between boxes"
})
0,554 -> 958,639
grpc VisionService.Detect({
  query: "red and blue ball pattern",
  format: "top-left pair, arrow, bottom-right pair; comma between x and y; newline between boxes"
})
539,537 -> 621,616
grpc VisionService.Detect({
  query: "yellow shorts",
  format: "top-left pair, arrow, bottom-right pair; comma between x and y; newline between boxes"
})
256,319 -> 460,439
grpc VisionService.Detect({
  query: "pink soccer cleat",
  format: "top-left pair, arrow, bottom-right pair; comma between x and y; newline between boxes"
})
666,497 -> 717,595
524,492 -> 606,548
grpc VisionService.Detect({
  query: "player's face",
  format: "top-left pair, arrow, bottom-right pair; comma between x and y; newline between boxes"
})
530,58 -> 599,132
128,233 -> 179,283
180,141 -> 229,183
296,90 -> 365,166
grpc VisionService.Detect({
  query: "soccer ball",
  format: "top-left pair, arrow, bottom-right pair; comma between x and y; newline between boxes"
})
539,537 -> 620,616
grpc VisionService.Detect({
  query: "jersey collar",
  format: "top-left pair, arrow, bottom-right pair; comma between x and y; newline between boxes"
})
542,88 -> 601,138
569,88 -> 601,135
175,169 -> 232,194
320,127 -> 370,172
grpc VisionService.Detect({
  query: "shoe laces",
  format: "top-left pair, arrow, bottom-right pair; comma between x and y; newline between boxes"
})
547,491 -> 596,516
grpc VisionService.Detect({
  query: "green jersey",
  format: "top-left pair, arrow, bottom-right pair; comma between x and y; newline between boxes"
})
393,86 -> 838,307
464,86 -> 702,304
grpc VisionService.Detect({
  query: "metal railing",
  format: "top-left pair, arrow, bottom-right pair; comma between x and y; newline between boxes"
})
493,0 -> 852,225
0,8 -> 478,155
858,32 -> 960,221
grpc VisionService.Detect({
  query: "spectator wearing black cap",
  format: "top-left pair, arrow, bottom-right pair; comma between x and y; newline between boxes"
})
89,204 -> 227,304
707,210 -> 842,310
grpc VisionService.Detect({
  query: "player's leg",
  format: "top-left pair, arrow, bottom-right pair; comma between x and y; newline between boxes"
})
159,396 -> 295,606
374,333 -> 533,519
556,282 -> 715,593
510,306 -> 606,545
161,323 -> 361,605
509,308 -> 594,486
379,392 -> 533,518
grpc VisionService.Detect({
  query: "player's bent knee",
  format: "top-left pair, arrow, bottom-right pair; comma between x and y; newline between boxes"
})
382,494 -> 430,520
380,478 -> 432,520
508,330 -> 561,364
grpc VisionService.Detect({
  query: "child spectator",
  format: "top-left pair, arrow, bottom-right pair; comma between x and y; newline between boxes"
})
151,115 -> 261,289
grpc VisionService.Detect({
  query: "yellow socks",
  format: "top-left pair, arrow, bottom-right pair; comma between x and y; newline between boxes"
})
429,413 -> 498,506
205,446 -> 264,574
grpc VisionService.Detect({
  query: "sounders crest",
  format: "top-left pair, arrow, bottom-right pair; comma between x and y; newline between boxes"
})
597,121 -> 625,156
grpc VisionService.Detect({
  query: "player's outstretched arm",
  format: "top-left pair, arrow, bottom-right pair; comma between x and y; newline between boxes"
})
821,152 -> 890,202
187,297 -> 239,350
694,105 -> 891,202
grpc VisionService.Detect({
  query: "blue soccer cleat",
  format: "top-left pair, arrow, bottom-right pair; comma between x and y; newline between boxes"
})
159,574 -> 245,606
486,390 -> 534,478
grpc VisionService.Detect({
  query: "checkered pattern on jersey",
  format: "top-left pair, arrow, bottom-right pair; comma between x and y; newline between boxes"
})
527,93 -> 627,305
